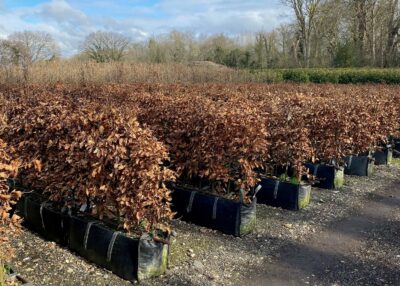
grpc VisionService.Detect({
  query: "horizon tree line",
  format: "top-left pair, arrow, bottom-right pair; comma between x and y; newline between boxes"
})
0,0 -> 399,70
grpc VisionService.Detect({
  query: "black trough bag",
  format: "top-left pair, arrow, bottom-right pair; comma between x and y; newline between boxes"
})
68,216 -> 168,281
305,163 -> 344,190
374,146 -> 393,165
15,194 -> 169,282
255,178 -> 311,210
344,154 -> 374,176
170,185 -> 256,237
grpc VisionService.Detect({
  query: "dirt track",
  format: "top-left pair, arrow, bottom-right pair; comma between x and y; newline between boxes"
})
9,163 -> 400,286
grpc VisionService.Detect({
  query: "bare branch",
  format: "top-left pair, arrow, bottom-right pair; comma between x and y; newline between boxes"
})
81,31 -> 130,62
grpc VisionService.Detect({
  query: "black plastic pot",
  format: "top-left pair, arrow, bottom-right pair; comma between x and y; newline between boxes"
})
15,194 -> 169,282
170,185 -> 256,237
374,147 -> 393,165
343,154 -> 375,176
305,163 -> 344,190
255,178 -> 311,210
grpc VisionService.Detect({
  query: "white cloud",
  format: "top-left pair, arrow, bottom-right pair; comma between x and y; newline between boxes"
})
37,0 -> 89,25
0,0 -> 292,56
0,0 -> 94,55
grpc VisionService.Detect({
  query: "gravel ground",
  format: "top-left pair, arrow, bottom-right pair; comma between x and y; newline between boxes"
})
8,163 -> 400,286
352,209 -> 400,285
246,162 -> 400,286
326,208 -> 400,286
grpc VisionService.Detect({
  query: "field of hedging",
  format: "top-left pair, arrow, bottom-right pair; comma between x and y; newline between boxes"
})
0,83 -> 399,237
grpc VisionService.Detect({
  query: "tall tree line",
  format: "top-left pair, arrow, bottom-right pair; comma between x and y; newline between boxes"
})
1,0 -> 399,68
121,0 -> 400,68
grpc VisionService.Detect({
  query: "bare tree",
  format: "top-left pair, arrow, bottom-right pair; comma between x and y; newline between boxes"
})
254,33 -> 267,68
4,31 -> 58,81
370,0 -> 378,65
0,39 -> 25,82
8,31 -> 59,65
277,24 -> 295,67
0,40 -> 22,66
313,0 -> 343,65
165,31 -> 187,63
82,31 -> 130,62
282,0 -> 322,67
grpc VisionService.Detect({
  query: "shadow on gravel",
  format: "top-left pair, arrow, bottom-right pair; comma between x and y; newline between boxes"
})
364,220 -> 400,250
367,193 -> 400,209
247,240 -> 400,286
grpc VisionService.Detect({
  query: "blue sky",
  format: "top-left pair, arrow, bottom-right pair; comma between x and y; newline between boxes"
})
0,0 -> 291,56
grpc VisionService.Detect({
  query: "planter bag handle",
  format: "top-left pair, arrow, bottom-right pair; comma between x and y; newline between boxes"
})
39,201 -> 51,230
253,185 -> 262,200
313,164 -> 320,177
273,181 -> 280,200
347,156 -> 353,169
186,191 -> 197,213
83,221 -> 97,250
212,197 -> 219,220
40,202 -> 46,230
107,231 -> 121,262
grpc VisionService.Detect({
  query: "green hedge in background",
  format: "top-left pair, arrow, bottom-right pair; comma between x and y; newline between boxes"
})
250,68 -> 400,84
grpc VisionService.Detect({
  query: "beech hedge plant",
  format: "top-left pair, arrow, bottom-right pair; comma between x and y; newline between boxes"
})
133,92 -> 270,201
1,88 -> 175,234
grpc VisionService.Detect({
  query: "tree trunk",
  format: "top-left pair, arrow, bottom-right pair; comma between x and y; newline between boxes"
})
385,0 -> 399,67
371,1 -> 377,66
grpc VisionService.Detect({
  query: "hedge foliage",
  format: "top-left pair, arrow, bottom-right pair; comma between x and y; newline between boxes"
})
0,139 -> 21,267
133,92 -> 270,200
0,83 -> 399,233
251,68 -> 400,84
123,83 -> 395,177
0,99 -> 22,278
1,86 -> 175,234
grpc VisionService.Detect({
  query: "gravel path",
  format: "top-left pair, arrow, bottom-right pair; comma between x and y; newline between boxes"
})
246,164 -> 400,286
8,163 -> 400,286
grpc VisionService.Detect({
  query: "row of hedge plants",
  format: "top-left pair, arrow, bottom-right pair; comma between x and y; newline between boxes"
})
1,83 -> 399,282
